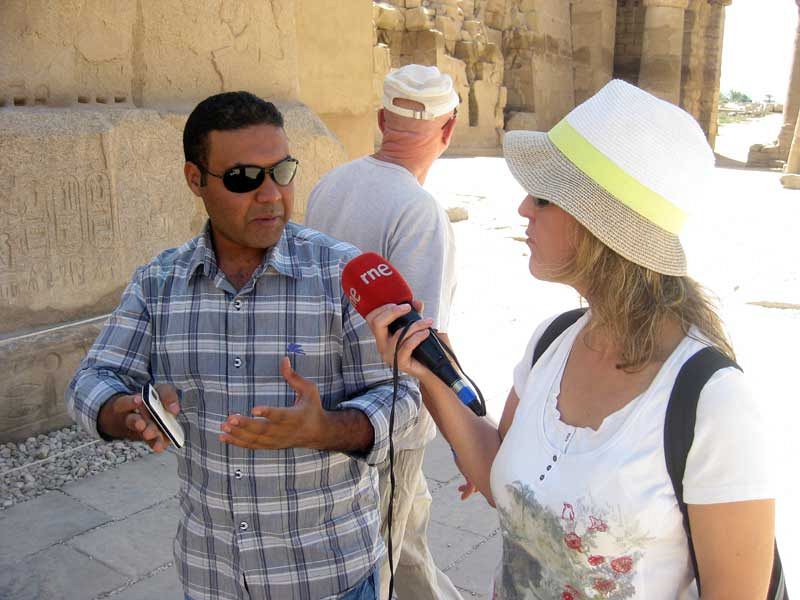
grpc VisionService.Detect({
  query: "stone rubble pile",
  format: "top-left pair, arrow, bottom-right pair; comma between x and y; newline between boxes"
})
0,425 -> 150,509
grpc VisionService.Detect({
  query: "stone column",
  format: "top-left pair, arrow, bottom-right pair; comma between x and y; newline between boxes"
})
784,106 -> 800,176
778,0 -> 800,157
750,0 -> 800,168
638,0 -> 690,104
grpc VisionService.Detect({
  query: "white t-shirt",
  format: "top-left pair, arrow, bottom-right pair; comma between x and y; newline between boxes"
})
489,311 -> 775,600
305,156 -> 457,450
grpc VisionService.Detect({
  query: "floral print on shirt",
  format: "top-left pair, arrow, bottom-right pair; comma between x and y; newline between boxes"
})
494,481 -> 652,600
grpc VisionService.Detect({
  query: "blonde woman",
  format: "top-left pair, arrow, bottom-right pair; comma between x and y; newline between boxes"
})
365,80 -> 777,599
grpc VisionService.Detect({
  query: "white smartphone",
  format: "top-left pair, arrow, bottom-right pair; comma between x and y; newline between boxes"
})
141,383 -> 185,449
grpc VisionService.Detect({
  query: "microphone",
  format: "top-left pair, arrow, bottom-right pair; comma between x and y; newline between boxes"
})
342,252 -> 485,417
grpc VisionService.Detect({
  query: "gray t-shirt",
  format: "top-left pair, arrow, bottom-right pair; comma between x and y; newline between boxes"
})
305,156 -> 456,449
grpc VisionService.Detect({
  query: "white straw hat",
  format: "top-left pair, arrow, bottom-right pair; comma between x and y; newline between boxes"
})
382,64 -> 459,120
503,79 -> 715,276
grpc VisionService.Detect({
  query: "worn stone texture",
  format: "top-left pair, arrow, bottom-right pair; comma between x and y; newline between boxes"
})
298,0 -> 376,159
572,0 -> 617,105
0,319 -> 105,442
0,0 -> 299,110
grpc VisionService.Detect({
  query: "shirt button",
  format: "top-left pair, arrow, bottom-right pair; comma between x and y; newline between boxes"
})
239,521 -> 248,531
539,474 -> 545,481
234,357 -> 242,368
552,455 -> 558,462
233,299 -> 242,310
234,469 -> 243,479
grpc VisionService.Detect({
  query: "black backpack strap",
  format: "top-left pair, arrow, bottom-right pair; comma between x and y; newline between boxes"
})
664,347 -> 788,600
531,308 -> 587,369
664,346 -> 738,596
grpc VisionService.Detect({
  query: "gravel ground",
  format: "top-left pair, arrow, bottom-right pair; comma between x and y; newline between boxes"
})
0,426 -> 150,510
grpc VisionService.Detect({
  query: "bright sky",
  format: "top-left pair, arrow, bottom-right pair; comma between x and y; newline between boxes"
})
720,1 -> 797,102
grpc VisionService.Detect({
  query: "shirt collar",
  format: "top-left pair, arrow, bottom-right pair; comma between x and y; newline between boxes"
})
187,220 -> 302,281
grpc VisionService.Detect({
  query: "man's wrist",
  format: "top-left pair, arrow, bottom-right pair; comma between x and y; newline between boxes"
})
97,394 -> 127,440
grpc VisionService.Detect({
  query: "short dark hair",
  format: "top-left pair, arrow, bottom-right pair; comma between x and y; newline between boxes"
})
183,91 -> 284,167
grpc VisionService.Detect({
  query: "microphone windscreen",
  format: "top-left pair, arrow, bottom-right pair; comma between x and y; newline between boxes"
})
341,252 -> 413,317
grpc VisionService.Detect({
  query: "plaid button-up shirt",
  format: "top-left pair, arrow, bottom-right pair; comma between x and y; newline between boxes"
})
67,222 -> 420,600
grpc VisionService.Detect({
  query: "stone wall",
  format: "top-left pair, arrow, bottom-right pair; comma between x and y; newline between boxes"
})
0,0 -> 351,442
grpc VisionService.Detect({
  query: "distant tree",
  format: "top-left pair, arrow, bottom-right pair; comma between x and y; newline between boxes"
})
727,89 -> 752,103
720,90 -> 731,103
765,93 -> 775,103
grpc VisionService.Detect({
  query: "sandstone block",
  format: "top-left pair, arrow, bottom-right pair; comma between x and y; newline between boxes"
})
374,2 -> 405,31
463,19 -> 485,37
446,206 -> 469,222
455,41 -> 480,63
435,15 -> 461,41
0,317 -> 105,442
405,6 -> 435,31
506,111 -> 540,132
405,0 -> 421,7
780,174 -> 800,190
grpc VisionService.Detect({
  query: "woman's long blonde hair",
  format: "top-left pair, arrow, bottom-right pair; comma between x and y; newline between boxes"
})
559,225 -> 735,372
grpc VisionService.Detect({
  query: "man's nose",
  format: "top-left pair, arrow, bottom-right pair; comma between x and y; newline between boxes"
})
255,175 -> 282,203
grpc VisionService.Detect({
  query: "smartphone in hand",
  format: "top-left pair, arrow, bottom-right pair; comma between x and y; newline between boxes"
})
141,383 -> 185,448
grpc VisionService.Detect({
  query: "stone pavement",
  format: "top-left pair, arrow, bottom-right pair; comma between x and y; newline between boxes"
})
0,435 -> 498,600
1,129 -> 798,597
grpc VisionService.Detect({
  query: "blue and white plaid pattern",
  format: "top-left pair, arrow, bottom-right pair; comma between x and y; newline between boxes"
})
67,222 -> 419,600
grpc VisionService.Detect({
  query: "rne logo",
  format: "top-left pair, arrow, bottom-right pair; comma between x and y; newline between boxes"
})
359,263 -> 393,285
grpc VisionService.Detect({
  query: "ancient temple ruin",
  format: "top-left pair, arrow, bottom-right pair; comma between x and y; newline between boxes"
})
0,0 -> 734,441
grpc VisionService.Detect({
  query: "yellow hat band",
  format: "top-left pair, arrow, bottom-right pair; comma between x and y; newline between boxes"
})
548,119 -> 687,235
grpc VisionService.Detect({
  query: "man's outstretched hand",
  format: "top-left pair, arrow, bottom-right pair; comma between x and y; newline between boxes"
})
220,357 -> 327,450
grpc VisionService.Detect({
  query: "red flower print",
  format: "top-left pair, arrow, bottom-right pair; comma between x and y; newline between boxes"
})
562,593 -> 573,600
562,502 -> 575,521
562,584 -> 581,599
592,578 -> 616,594
564,532 -> 582,551
588,515 -> 608,533
611,556 -> 633,574
588,555 -> 605,566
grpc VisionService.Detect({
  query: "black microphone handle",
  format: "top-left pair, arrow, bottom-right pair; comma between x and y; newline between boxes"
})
387,306 -> 462,388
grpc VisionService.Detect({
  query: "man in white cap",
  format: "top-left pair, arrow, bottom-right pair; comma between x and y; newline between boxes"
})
305,64 -> 462,600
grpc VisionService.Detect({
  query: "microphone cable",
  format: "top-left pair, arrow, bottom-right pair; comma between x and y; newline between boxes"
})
386,325 -> 485,599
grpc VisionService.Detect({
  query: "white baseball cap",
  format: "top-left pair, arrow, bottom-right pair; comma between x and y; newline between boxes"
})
382,64 -> 459,120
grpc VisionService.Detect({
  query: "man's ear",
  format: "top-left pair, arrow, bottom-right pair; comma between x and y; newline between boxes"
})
441,115 -> 457,146
184,162 -> 203,198
377,109 -> 386,134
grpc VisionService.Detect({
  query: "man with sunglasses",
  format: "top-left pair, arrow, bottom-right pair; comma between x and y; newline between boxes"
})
67,91 -> 421,600
305,65 -> 463,600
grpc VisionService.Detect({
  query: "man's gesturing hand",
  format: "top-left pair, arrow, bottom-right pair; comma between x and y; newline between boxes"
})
220,357 -> 327,450
97,385 -> 181,453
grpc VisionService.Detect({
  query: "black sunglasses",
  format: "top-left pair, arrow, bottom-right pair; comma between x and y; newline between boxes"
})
201,156 -> 299,193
